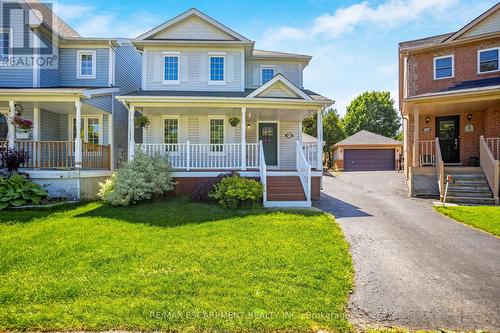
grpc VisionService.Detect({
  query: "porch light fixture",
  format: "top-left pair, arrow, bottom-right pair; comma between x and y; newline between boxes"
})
425,116 -> 430,124
14,104 -> 23,116
467,113 -> 472,122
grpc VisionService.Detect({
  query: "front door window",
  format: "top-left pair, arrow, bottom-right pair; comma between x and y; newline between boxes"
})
73,117 -> 101,144
436,116 -> 460,163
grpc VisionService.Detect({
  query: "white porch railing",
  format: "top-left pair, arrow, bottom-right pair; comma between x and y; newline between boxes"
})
435,138 -> 445,198
136,142 -> 260,170
296,141 -> 311,205
301,143 -> 317,167
259,141 -> 267,206
419,140 -> 436,166
480,136 -> 499,205
485,137 -> 500,160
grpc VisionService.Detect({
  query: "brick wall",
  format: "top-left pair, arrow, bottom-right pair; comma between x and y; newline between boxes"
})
484,106 -> 500,137
407,40 -> 500,97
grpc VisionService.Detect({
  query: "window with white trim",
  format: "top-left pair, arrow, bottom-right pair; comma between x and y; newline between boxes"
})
210,118 -> 224,152
163,55 -> 179,82
164,118 -> 178,151
77,50 -> 96,79
434,55 -> 453,79
261,67 -> 275,84
0,29 -> 10,62
478,48 -> 499,73
209,56 -> 224,82
72,116 -> 101,144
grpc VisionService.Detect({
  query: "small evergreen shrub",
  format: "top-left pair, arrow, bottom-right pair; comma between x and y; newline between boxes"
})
209,174 -> 263,209
0,174 -> 48,209
98,150 -> 174,206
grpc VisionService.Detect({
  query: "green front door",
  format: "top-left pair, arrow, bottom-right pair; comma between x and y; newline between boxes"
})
258,123 -> 278,166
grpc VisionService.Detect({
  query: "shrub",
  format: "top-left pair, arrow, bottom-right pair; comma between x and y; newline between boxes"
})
98,150 -> 174,206
190,172 -> 237,202
209,174 -> 263,209
0,148 -> 29,173
0,174 -> 48,210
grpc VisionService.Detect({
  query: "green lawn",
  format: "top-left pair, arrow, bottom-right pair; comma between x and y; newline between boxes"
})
435,206 -> 500,237
0,198 -> 353,332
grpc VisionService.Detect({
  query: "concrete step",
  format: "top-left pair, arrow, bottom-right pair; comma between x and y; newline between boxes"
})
450,179 -> 489,185
447,173 -> 486,180
445,196 -> 496,205
448,184 -> 491,191
447,191 -> 493,198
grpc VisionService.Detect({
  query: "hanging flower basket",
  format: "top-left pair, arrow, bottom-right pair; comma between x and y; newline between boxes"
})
12,116 -> 33,132
228,116 -> 240,127
134,114 -> 150,128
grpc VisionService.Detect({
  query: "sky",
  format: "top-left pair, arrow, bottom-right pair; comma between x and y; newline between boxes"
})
53,0 -> 498,116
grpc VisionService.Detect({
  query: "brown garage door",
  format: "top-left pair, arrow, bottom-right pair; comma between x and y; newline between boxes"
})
344,149 -> 395,171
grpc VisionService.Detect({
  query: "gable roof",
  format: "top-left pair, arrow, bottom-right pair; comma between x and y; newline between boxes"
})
247,74 -> 312,100
252,49 -> 312,61
136,8 -> 252,42
25,0 -> 80,38
399,3 -> 500,51
334,130 -> 401,147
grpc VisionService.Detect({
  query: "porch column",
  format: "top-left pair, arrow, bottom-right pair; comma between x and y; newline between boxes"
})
74,101 -> 82,169
241,107 -> 246,170
33,107 -> 40,141
412,108 -> 419,167
316,108 -> 323,170
128,105 -> 135,161
108,113 -> 114,170
8,101 -> 15,148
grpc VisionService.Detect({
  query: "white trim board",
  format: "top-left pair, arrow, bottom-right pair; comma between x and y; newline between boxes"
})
247,74 -> 312,100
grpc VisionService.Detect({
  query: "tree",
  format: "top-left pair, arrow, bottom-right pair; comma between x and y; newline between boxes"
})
343,91 -> 400,138
303,108 -> 346,161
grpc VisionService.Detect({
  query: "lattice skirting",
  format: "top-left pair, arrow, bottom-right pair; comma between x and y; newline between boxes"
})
412,174 -> 439,198
32,178 -> 80,200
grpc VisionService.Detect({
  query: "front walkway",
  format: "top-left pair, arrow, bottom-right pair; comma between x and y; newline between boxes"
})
316,171 -> 500,331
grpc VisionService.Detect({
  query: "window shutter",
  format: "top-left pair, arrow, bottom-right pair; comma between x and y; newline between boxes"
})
199,55 -> 208,82
252,64 -> 260,86
181,54 -> 189,83
153,54 -> 163,83
226,55 -> 235,83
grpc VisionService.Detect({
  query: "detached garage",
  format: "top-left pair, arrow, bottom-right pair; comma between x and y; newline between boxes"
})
333,130 -> 402,171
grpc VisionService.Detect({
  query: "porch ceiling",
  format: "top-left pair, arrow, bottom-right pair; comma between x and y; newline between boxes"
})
0,101 -> 108,115
408,99 -> 499,115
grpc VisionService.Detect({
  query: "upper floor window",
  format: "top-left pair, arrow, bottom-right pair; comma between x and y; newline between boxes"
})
163,53 -> 179,83
0,29 -> 11,64
209,55 -> 225,83
478,48 -> 499,74
77,50 -> 96,79
433,55 -> 454,79
261,67 -> 275,84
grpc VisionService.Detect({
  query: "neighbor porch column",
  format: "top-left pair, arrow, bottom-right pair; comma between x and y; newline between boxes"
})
241,107 -> 246,170
128,105 -> 135,161
412,108 -> 419,167
74,100 -> 82,169
316,108 -> 323,170
8,101 -> 15,148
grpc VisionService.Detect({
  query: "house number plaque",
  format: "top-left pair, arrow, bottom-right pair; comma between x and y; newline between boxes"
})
285,133 -> 294,138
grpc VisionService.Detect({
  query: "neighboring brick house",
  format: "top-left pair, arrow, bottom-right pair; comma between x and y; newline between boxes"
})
399,3 -> 500,205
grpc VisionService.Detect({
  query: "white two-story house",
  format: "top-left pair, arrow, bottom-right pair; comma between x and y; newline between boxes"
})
117,8 -> 332,207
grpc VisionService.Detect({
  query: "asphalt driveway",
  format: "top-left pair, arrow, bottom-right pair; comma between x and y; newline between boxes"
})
316,171 -> 500,331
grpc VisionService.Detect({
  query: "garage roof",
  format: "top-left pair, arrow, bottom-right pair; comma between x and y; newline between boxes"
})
334,130 -> 402,147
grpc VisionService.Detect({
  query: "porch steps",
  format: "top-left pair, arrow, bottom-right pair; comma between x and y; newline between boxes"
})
444,169 -> 495,205
266,176 -> 308,204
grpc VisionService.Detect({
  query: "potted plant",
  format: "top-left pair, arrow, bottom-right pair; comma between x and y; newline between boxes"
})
228,116 -> 240,127
134,114 -> 150,128
12,116 -> 33,132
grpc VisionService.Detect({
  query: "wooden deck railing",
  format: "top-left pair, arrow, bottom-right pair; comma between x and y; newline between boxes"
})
419,140 -> 436,166
435,138 -> 445,199
485,137 -> 500,160
0,141 -> 110,170
480,136 -> 499,205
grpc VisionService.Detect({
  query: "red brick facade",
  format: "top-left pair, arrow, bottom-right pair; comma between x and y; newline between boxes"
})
406,40 -> 500,97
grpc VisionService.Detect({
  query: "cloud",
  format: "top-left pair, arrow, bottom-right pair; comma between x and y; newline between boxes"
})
262,0 -> 459,44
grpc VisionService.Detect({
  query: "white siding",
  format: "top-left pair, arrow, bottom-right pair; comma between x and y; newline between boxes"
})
258,82 -> 300,98
461,10 -> 500,39
245,60 -> 303,88
151,16 -> 237,41
279,121 -> 300,169
144,47 -> 244,91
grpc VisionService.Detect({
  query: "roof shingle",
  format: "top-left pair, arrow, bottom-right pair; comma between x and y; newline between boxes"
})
335,130 -> 402,147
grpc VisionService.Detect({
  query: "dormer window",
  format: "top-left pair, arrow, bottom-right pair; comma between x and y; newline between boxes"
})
261,67 -> 275,84
208,52 -> 225,84
77,50 -> 96,79
163,52 -> 180,84
478,48 -> 499,73
433,55 -> 454,80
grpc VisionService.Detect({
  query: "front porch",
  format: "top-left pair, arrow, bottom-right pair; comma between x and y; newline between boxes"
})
403,90 -> 500,204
